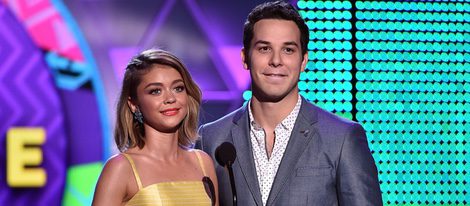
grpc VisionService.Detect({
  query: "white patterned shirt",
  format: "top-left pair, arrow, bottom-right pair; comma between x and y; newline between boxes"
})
248,96 -> 302,205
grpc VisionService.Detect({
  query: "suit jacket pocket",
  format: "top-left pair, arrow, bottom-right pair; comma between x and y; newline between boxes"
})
296,166 -> 332,177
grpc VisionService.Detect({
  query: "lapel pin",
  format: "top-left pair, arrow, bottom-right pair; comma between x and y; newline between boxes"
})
301,130 -> 310,137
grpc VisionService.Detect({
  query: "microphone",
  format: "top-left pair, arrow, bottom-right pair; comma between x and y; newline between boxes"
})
215,142 -> 237,206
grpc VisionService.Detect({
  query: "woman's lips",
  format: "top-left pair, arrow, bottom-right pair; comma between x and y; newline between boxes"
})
161,108 -> 179,116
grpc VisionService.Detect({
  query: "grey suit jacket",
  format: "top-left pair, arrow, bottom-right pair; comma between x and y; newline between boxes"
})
198,97 -> 383,206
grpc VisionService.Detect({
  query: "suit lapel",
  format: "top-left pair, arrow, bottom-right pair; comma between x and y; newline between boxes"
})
266,98 -> 318,206
231,105 -> 263,206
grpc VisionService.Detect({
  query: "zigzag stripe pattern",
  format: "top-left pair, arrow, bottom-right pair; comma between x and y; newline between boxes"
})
1,0 -> 84,61
0,5 -> 67,205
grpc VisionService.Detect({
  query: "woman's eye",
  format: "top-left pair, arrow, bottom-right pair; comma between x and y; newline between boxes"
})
174,86 -> 185,93
150,89 -> 161,95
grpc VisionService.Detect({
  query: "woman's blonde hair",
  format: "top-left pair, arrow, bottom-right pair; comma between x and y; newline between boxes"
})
115,49 -> 202,151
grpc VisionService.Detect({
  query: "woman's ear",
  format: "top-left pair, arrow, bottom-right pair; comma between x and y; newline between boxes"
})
127,97 -> 137,113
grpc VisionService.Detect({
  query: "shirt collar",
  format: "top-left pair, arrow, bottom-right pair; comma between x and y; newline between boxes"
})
248,95 -> 302,131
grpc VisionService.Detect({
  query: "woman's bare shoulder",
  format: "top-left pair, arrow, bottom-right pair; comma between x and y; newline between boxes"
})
190,148 -> 211,159
92,153 -> 133,205
105,153 -> 131,169
189,149 -> 215,170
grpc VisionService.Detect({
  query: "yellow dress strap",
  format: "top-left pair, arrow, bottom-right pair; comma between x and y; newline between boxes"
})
122,153 -> 143,190
194,150 -> 207,176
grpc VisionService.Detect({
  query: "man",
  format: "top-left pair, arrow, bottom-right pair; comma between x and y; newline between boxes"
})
198,1 -> 383,205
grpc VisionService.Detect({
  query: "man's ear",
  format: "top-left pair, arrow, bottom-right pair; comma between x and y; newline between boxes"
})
300,52 -> 308,72
241,48 -> 249,70
127,97 -> 137,113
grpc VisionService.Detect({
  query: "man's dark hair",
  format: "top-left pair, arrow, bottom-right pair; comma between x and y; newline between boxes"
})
243,0 -> 309,64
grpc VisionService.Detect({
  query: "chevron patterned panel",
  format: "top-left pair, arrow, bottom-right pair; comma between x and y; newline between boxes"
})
0,4 -> 67,205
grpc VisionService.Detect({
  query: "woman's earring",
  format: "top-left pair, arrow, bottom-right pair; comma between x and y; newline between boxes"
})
133,108 -> 144,124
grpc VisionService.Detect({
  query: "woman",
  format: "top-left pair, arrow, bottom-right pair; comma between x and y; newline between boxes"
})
93,49 -> 218,206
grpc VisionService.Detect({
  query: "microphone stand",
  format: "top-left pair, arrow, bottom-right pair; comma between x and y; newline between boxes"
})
215,142 -> 238,206
226,161 -> 237,206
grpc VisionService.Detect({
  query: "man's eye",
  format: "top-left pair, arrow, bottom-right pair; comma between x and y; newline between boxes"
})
259,46 -> 271,53
284,48 -> 294,54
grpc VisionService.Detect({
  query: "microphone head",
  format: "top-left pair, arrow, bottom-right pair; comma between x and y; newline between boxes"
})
215,142 -> 237,167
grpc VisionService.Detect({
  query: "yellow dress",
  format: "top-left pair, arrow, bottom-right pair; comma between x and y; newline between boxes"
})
122,151 -> 212,206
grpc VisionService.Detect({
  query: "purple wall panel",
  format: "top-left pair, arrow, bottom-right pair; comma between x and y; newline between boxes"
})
0,5 -> 66,205
60,89 -> 102,165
